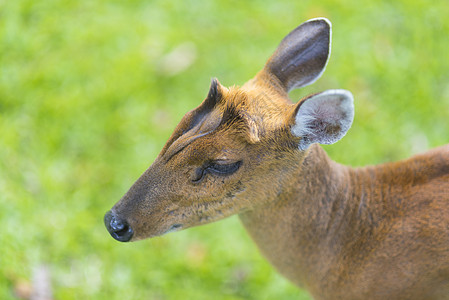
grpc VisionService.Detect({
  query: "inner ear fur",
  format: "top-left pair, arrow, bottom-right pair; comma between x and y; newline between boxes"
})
291,89 -> 354,150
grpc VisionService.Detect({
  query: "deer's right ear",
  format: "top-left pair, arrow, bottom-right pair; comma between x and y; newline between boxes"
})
290,89 -> 354,151
264,18 -> 331,92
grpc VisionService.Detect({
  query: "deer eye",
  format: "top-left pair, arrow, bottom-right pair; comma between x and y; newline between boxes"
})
206,161 -> 242,176
191,161 -> 242,183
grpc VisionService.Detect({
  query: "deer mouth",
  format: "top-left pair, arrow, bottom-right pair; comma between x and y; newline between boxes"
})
162,223 -> 183,235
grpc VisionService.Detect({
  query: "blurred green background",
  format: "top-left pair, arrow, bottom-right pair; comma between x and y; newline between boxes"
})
1,0 -> 449,299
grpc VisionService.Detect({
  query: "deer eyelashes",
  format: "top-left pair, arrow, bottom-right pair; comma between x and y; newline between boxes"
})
208,161 -> 242,176
191,160 -> 242,183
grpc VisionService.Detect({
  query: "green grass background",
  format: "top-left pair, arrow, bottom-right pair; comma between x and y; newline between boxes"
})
1,0 -> 449,299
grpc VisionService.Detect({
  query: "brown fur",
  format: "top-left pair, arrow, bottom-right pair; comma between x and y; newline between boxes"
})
106,19 -> 449,299
241,144 -> 449,300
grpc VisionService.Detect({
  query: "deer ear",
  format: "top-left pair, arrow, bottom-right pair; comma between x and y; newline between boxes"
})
291,90 -> 354,150
264,18 -> 331,92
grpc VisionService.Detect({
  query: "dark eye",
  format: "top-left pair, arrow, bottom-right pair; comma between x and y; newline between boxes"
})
207,161 -> 242,176
191,161 -> 242,183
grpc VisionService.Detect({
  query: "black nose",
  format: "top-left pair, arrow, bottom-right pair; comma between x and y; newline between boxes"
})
104,211 -> 134,242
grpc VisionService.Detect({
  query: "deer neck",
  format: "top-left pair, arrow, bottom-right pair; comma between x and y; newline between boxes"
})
239,144 -> 383,291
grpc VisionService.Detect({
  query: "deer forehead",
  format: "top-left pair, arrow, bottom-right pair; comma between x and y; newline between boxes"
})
162,86 -> 292,161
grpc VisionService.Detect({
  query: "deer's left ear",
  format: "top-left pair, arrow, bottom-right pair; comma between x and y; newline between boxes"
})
264,18 -> 331,92
291,89 -> 354,150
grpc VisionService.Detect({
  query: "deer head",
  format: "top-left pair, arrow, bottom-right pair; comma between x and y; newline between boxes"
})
105,18 -> 354,242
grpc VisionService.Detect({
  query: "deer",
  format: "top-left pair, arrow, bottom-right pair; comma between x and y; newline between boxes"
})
104,18 -> 449,300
